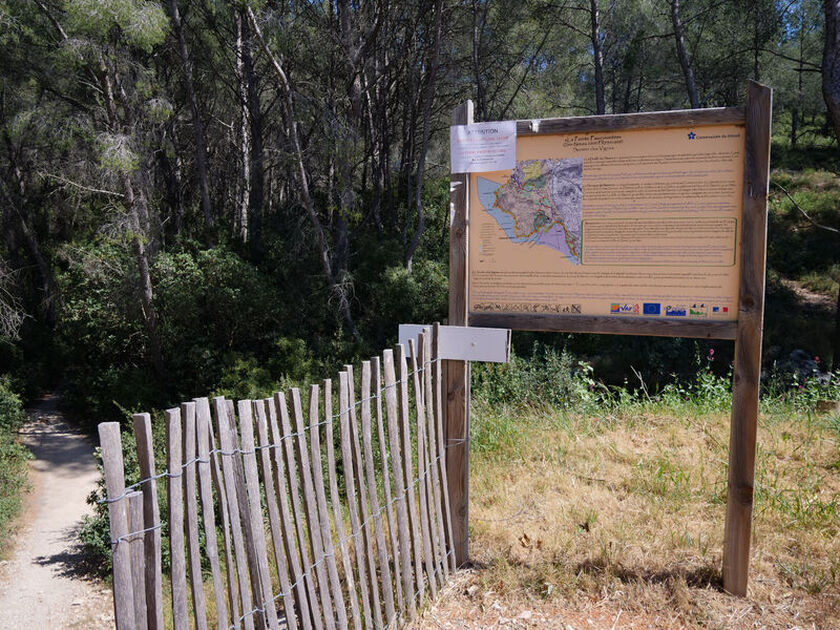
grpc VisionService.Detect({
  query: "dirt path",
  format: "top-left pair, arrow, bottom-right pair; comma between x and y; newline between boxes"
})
0,393 -> 114,629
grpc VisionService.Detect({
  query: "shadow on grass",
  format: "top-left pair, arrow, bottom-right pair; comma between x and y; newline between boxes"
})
575,557 -> 723,591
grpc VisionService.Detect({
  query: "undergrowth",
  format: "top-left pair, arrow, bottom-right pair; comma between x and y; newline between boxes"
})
0,377 -> 30,557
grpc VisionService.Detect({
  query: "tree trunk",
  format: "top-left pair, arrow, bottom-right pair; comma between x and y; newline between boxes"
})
234,9 -> 251,244
246,7 -> 359,338
98,60 -> 165,378
244,20 -> 264,254
166,0 -> 214,238
405,0 -> 443,269
472,0 -> 489,120
590,0 -> 606,114
824,0 -> 840,368
823,0 -> 840,140
671,0 -> 700,108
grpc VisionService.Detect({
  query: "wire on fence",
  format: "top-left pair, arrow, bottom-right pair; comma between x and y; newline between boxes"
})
99,361 -> 445,506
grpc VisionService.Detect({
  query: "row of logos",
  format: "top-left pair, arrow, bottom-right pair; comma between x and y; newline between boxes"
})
472,303 -> 583,314
610,302 -> 729,317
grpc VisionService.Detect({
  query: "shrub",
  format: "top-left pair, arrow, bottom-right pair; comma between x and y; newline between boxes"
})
0,377 -> 30,554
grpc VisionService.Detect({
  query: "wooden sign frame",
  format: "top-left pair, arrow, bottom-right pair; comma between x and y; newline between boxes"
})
445,81 -> 772,597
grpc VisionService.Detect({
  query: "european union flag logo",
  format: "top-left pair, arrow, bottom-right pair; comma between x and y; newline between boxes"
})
643,303 -> 660,315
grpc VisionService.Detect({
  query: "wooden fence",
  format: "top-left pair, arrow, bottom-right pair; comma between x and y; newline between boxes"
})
99,325 -> 456,630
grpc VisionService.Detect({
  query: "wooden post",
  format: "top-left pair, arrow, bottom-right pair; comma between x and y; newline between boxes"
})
166,408 -> 189,630
98,422 -> 136,629
132,413 -> 164,630
127,490 -> 148,630
722,80 -> 772,597
446,100 -> 473,567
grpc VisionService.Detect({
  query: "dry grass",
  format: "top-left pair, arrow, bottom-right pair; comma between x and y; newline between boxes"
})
411,404 -> 840,629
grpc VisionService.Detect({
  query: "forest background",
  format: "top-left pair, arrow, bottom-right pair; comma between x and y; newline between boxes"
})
0,0 -> 839,537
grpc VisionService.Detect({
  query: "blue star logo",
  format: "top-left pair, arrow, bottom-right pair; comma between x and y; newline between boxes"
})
688,131 -> 696,139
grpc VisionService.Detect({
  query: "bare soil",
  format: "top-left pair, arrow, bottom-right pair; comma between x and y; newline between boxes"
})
0,393 -> 114,629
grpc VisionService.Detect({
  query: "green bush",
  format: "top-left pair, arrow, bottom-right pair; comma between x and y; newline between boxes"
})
472,343 -> 598,412
0,377 -> 30,555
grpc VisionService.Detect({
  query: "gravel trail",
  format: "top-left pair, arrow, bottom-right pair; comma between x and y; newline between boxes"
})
0,393 -> 114,629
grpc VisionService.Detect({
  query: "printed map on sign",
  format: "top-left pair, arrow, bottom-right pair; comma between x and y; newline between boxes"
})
477,158 -> 583,264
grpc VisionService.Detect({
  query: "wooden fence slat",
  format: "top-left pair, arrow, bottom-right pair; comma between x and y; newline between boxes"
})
238,400 -> 282,630
276,392 -> 325,630
373,356 -> 404,611
206,405 -> 241,625
227,400 -> 269,630
132,413 -> 164,630
338,371 -> 374,630
195,397 -> 231,630
128,490 -> 147,630
291,387 -> 336,630
422,330 -> 448,578
98,422 -> 135,629
409,339 -> 438,598
213,397 -> 256,630
308,384 -> 349,630
382,351 -> 417,620
345,365 -> 384,628
396,344 -> 425,604
254,400 -> 299,630
323,379 -> 362,630
182,402 -> 209,630
360,362 -> 398,625
266,396 -> 313,630
433,323 -> 457,571
166,408 -> 190,630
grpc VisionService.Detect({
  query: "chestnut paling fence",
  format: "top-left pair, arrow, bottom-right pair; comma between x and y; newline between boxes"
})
99,326 -> 456,630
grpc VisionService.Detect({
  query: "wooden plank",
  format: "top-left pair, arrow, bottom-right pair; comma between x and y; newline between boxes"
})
360,362 -> 397,624
132,413 -> 164,630
266,395 -> 313,630
254,400 -> 298,630
166,408 -> 189,630
290,387 -> 336,630
194,397 -> 230,630
345,365 -> 383,627
399,324 -> 511,362
396,344 -> 425,603
238,400 -> 282,630
447,102 -> 473,567
373,356 -> 404,611
207,406 -> 241,625
409,339 -> 438,598
433,324 -> 456,572
227,400 -> 269,630
468,313 -> 738,339
383,350 -> 416,619
512,106 -> 745,136
307,384 -> 348,630
337,371 -> 374,630
322,380 -> 362,630
276,392 -> 324,630
723,81 -> 772,597
213,397 -> 256,630
127,490 -> 147,630
98,422 -> 135,629
182,402 -> 209,630
421,330 -> 448,579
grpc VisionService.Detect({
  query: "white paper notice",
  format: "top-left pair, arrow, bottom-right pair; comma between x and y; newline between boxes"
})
450,121 -> 517,173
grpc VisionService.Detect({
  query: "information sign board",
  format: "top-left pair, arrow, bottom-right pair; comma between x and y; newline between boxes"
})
445,82 -> 772,598
467,125 -> 745,323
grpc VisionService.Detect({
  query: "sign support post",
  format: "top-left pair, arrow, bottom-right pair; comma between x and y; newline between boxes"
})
446,100 -> 473,567
722,80 -> 772,596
